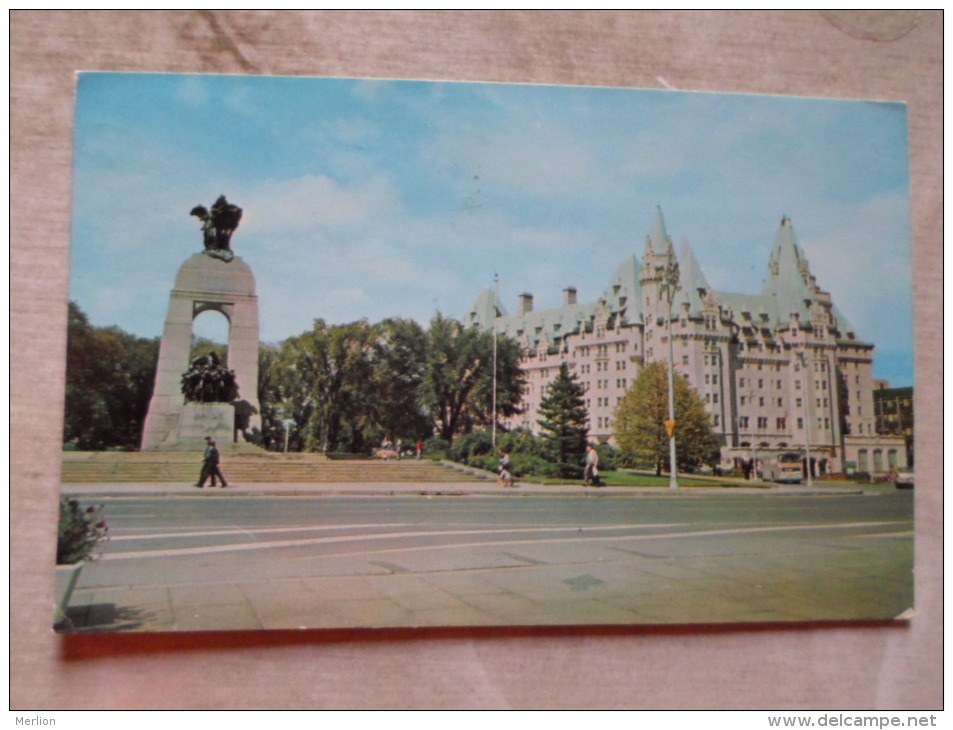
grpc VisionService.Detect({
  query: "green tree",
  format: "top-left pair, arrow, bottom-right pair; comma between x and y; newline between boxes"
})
372,318 -> 432,444
269,319 -> 379,453
536,363 -> 589,478
64,301 -> 159,450
614,361 -> 721,475
419,313 -> 525,442
257,343 -> 286,450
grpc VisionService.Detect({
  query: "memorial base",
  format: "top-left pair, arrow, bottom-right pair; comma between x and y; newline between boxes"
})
176,402 -> 235,450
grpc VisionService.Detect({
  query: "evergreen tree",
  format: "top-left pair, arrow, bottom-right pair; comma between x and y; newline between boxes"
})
537,363 -> 589,478
614,361 -> 721,475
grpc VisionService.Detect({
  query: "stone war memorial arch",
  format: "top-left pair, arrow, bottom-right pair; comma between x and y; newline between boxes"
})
141,196 -> 262,451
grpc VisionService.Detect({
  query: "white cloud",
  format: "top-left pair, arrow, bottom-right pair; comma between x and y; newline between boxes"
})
67,75 -> 912,388
241,173 -> 402,235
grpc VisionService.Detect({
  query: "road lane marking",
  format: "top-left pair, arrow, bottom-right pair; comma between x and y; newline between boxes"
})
107,523 -> 416,541
98,521 -> 906,561
100,523 -> 689,559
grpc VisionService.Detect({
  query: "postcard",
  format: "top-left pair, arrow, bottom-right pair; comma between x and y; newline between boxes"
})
56,73 -> 913,632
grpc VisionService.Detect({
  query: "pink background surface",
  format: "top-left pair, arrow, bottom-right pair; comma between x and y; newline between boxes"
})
11,10 -> 941,709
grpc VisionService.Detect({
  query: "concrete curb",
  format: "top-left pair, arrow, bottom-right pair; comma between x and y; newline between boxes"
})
60,480 -> 868,499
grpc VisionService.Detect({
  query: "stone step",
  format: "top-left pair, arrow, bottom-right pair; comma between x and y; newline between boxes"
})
60,452 -> 485,484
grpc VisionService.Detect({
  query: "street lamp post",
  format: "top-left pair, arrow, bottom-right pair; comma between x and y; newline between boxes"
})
491,273 -> 499,449
281,418 -> 295,453
748,383 -> 757,481
663,260 -> 680,490
797,351 -> 814,488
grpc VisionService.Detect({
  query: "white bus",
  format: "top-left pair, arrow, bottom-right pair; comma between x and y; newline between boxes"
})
761,452 -> 803,484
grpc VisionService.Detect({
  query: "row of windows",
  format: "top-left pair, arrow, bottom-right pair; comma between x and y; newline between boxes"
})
736,416 -> 831,431
591,359 -> 631,372
593,396 -> 625,409
857,449 -> 900,472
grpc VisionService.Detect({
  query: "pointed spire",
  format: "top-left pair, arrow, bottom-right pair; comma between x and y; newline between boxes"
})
466,286 -> 507,330
649,205 -> 674,254
672,239 -> 711,315
762,216 -> 814,324
603,253 -> 643,323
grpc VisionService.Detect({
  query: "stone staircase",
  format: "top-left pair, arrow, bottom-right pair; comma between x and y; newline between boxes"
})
61,451 -> 488,484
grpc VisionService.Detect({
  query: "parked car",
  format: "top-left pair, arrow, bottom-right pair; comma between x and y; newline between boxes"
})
893,466 -> 915,489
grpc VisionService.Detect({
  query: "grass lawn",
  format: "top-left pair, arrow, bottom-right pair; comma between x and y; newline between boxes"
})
518,470 -> 741,488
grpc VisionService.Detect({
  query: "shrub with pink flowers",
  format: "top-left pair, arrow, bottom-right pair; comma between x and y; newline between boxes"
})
56,497 -> 109,565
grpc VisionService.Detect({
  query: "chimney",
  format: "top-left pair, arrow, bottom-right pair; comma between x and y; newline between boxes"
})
519,292 -> 534,315
564,287 -> 577,306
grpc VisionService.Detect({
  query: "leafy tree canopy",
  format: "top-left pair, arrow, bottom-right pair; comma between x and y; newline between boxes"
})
614,361 -> 720,475
418,313 -> 525,443
64,301 -> 159,450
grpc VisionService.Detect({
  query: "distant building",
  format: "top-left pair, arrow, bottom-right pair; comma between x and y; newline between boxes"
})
466,208 -> 909,475
874,384 -> 914,465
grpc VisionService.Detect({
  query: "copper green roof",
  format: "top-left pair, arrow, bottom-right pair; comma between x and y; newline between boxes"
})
467,211 -> 864,347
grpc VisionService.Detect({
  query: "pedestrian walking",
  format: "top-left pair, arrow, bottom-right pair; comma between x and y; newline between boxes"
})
195,436 -> 228,488
416,440 -> 424,460
498,450 -> 514,487
584,443 -> 600,487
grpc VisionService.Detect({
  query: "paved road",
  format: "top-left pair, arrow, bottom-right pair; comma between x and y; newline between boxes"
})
61,489 -> 914,632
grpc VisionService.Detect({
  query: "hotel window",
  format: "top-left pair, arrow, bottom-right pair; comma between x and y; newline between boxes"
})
739,416 -> 749,429
757,417 -> 768,429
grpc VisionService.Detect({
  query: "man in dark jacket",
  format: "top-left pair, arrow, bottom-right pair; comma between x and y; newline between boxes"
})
195,436 -> 228,488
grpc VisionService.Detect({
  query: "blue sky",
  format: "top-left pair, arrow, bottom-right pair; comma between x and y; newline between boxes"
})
69,73 -> 913,386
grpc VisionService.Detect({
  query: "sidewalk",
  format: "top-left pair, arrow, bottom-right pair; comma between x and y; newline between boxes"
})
57,476 -> 908,633
60,478 -> 869,498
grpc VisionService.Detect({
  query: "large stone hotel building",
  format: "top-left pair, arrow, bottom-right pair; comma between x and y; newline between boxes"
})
466,208 -> 908,476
